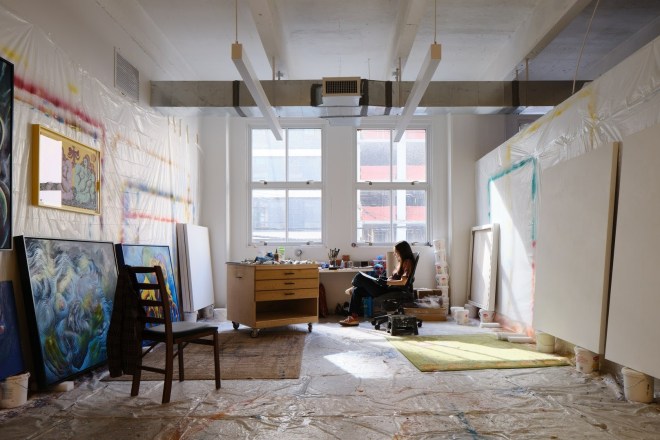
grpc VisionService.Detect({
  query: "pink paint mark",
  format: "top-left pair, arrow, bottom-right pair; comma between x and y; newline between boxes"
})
14,74 -> 105,131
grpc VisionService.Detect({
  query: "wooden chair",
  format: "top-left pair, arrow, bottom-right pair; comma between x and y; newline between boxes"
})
125,265 -> 220,404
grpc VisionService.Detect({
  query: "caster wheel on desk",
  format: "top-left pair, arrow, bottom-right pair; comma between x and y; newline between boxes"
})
308,323 -> 313,333
375,324 -> 381,330
232,321 -> 239,330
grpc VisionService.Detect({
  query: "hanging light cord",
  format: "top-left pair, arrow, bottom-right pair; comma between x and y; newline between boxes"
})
573,0 -> 600,94
434,0 -> 437,44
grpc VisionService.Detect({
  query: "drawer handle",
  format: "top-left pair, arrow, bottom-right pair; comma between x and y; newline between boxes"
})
284,282 -> 295,285
284,292 -> 295,296
284,272 -> 295,275
235,276 -> 243,279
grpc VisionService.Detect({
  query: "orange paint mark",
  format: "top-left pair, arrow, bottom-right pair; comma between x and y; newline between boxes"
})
208,412 -> 228,420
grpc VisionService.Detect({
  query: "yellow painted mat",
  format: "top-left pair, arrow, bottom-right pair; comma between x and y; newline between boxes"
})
388,333 -> 570,372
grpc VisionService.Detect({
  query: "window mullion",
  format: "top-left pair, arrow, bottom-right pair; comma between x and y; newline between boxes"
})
285,188 -> 289,243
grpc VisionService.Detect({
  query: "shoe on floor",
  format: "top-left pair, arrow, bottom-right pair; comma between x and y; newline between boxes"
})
339,316 -> 360,326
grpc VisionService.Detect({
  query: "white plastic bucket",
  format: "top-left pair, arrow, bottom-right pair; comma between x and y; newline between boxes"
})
536,331 -> 556,353
435,273 -> 449,286
574,346 -> 599,373
213,308 -> 227,321
622,367 -> 654,403
0,372 -> 30,409
478,309 -> 493,323
183,312 -> 197,322
450,306 -> 464,316
454,309 -> 469,325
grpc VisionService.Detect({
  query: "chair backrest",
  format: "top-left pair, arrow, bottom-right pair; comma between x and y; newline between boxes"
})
125,265 -> 173,331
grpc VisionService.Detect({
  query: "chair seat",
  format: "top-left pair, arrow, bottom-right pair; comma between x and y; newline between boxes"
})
143,321 -> 218,339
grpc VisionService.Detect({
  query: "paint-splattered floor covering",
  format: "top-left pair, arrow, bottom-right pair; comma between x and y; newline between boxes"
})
1,318 -> 659,439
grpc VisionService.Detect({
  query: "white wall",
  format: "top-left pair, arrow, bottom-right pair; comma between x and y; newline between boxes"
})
448,115 -> 507,309
200,114 -> 506,309
199,116 -> 230,308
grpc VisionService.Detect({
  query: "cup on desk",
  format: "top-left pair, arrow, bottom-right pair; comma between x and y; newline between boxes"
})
347,261 -> 354,269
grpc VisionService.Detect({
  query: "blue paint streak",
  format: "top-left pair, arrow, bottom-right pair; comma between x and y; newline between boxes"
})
487,157 -> 539,241
455,411 -> 483,439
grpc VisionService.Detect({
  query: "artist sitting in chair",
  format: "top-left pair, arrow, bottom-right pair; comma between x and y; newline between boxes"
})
339,240 -> 415,326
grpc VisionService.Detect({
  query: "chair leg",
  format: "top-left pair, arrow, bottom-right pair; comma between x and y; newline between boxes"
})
213,332 -> 221,390
178,342 -> 185,382
130,358 -> 143,397
162,343 -> 174,404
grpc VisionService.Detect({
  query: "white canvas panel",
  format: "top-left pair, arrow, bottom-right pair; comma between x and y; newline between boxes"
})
177,223 -> 215,312
606,124 -> 660,378
533,142 -> 618,354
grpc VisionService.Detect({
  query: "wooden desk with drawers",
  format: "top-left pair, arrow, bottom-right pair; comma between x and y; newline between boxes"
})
226,263 -> 319,337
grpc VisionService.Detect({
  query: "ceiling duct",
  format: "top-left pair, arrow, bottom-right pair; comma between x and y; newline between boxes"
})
320,77 -> 361,106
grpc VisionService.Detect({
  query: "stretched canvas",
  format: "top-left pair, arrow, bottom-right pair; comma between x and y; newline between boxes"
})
0,281 -> 25,380
0,56 -> 13,250
14,236 -> 118,388
115,244 -> 181,322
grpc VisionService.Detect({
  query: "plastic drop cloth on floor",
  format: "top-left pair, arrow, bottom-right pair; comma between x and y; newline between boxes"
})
1,320 -> 659,439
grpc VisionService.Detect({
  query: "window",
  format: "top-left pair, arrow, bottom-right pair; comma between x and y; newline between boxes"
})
356,129 -> 428,244
250,128 -> 323,244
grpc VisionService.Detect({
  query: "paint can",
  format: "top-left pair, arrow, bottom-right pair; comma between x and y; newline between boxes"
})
478,309 -> 494,323
622,367 -> 654,403
574,346 -> 599,374
454,309 -> 469,325
535,331 -> 556,353
0,372 -> 30,409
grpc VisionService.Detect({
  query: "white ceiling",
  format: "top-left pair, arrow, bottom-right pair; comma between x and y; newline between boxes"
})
123,0 -> 658,84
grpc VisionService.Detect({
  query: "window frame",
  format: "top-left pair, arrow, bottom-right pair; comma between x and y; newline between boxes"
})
354,126 -> 431,246
248,125 -> 325,246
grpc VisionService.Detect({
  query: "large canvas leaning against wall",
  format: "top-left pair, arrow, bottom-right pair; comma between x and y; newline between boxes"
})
176,223 -> 214,313
533,143 -> 618,354
0,281 -> 25,380
14,236 -> 118,388
606,123 -> 660,379
0,56 -> 13,250
115,244 -> 181,323
467,224 -> 499,311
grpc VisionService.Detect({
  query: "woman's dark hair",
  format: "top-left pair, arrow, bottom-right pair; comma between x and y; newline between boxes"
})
393,240 -> 415,276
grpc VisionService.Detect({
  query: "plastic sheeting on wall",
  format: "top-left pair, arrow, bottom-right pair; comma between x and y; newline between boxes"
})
476,36 -> 660,332
0,6 -> 200,280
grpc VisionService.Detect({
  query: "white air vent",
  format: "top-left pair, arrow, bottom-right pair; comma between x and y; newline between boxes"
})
114,50 -> 139,102
321,77 -> 361,106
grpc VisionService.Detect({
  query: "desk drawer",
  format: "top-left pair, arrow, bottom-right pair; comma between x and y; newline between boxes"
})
254,268 -> 318,281
255,288 -> 319,302
255,278 -> 319,291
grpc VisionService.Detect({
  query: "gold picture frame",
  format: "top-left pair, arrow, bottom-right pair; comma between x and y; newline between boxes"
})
31,124 -> 101,215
